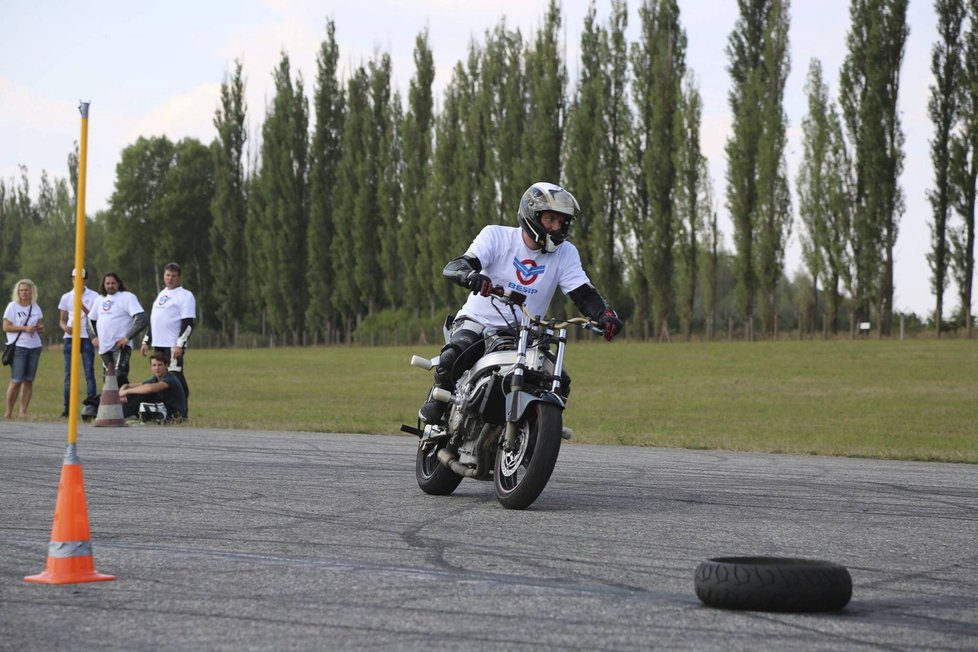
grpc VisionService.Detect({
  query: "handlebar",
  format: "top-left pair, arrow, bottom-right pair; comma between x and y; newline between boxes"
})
533,315 -> 605,334
489,285 -> 604,334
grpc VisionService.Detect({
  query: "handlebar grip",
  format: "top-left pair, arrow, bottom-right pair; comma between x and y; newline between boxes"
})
490,286 -> 527,306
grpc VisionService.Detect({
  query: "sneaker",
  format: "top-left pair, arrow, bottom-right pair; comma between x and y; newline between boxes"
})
418,393 -> 448,424
60,410 -> 68,418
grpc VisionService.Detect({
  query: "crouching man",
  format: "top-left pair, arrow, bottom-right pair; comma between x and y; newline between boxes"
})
119,352 -> 187,423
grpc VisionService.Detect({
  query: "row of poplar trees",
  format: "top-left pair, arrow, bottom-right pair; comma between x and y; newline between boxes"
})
210,0 -> 725,344
3,0 -> 975,344
926,0 -> 978,337
797,0 -> 978,340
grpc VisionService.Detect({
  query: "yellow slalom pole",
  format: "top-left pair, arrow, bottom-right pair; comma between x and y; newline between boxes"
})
67,101 -> 90,444
24,100 -> 114,584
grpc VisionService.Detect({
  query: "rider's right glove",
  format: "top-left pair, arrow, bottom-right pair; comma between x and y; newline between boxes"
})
465,271 -> 493,297
598,308 -> 623,342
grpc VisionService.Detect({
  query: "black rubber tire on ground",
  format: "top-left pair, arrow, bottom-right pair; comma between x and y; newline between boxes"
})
416,443 -> 463,496
493,402 -> 563,510
694,557 -> 852,612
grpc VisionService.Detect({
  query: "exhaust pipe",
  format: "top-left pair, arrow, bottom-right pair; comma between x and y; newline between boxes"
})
437,448 -> 479,478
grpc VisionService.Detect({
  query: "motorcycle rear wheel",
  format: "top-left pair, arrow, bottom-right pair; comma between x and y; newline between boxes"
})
416,443 -> 463,495
493,402 -> 563,510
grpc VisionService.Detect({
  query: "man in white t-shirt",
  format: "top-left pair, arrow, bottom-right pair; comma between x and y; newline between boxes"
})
57,267 -> 101,417
141,261 -> 196,404
418,182 -> 623,424
90,272 -> 148,388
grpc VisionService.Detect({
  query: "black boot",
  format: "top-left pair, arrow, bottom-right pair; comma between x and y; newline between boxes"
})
419,349 -> 458,425
418,387 -> 448,424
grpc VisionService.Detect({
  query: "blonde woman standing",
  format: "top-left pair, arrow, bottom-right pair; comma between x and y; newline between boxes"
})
3,279 -> 44,418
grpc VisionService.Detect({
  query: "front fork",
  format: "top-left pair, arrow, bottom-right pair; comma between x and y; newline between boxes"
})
503,316 -> 568,452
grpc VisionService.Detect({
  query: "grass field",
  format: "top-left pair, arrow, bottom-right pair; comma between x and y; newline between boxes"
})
13,339 -> 978,463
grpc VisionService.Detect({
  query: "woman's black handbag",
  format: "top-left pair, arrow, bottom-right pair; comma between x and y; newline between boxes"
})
2,304 -> 32,366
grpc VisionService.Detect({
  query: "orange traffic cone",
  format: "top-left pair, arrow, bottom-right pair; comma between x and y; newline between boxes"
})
25,444 -> 114,584
93,359 -> 126,427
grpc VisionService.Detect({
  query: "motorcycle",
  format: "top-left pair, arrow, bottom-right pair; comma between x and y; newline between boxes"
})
401,287 -> 605,509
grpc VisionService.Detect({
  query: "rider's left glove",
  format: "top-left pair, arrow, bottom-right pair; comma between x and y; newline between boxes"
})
598,308 -> 623,342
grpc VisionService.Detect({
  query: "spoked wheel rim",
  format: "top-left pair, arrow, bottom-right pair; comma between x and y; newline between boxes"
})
493,403 -> 562,509
419,445 -> 440,480
495,412 -> 539,495
416,442 -> 463,496
498,422 -> 531,480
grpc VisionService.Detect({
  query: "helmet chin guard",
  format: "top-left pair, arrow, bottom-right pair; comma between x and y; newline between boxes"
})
517,182 -> 580,253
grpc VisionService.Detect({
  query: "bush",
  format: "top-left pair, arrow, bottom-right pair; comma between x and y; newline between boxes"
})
352,308 -> 447,346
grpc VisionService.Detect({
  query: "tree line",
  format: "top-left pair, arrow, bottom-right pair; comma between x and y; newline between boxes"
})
1,0 -> 974,346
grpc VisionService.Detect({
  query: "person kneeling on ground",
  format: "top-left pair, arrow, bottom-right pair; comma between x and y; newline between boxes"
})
119,352 -> 187,423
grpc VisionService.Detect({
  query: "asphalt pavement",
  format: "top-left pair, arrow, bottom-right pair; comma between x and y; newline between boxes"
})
1,421 -> 976,651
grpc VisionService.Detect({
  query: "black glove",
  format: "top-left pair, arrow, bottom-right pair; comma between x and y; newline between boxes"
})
598,308 -> 623,342
465,271 -> 492,297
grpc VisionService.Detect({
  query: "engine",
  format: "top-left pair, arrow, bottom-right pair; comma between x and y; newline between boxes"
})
451,371 -> 496,466
451,372 -> 492,433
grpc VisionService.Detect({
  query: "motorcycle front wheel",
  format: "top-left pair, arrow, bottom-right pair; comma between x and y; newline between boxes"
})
416,442 -> 463,496
493,402 -> 563,510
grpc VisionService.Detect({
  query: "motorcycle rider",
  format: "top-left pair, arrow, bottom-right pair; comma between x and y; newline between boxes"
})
419,181 -> 623,424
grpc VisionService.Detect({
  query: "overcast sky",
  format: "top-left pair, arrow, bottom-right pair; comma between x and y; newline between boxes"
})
1,1 -> 948,317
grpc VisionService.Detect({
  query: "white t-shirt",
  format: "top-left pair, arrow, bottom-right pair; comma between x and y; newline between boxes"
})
457,225 -> 591,330
91,291 -> 144,354
3,302 -> 43,349
149,286 -> 196,347
58,287 -> 100,340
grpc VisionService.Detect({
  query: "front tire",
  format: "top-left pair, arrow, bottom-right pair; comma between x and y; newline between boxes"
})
416,443 -> 463,496
493,402 -> 563,510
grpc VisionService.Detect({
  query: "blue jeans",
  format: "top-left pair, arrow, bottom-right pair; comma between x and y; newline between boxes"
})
10,346 -> 41,383
63,337 -> 97,410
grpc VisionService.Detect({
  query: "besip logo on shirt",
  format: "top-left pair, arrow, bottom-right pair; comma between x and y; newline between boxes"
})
513,257 -> 546,285
158,295 -> 171,306
101,299 -> 114,311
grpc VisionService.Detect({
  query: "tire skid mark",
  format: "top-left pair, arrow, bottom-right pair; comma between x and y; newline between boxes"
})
5,534 -> 683,603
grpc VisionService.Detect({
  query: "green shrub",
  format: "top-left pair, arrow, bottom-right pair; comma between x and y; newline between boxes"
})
352,308 -> 447,346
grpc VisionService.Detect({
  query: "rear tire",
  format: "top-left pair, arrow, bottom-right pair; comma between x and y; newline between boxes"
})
416,443 -> 463,496
694,557 -> 852,612
493,402 -> 562,510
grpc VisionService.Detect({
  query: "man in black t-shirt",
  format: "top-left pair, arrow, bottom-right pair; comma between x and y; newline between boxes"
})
119,352 -> 187,422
